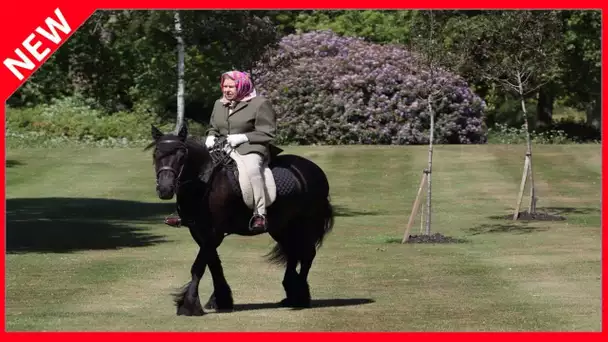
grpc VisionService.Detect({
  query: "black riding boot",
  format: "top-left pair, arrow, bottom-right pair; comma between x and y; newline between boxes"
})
165,215 -> 182,227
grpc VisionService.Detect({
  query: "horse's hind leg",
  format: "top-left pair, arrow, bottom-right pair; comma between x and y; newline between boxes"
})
286,209 -> 329,308
295,245 -> 316,307
276,231 -> 317,308
278,245 -> 315,308
279,256 -> 300,307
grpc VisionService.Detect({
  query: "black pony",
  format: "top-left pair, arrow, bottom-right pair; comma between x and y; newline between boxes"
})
147,124 -> 335,316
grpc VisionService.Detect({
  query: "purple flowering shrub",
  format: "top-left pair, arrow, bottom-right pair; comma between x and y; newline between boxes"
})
253,30 -> 487,145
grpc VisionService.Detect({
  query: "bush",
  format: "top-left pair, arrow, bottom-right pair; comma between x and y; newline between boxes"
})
484,100 -> 601,144
487,123 -> 577,145
5,96 -> 207,148
253,30 -> 487,145
544,118 -> 601,143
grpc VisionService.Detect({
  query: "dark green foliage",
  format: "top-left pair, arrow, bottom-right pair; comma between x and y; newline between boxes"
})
560,10 -> 602,128
8,10 -> 280,120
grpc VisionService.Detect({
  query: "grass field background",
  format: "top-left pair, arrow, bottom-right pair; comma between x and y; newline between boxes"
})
5,144 -> 602,331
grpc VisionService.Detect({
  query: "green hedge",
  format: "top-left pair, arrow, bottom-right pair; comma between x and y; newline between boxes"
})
5,96 -> 597,148
5,97 -> 208,148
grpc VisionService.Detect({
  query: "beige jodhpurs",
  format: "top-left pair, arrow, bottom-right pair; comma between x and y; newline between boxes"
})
237,152 -> 267,216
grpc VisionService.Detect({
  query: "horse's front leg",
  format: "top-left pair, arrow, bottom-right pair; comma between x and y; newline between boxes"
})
174,245 -> 207,316
204,235 -> 234,312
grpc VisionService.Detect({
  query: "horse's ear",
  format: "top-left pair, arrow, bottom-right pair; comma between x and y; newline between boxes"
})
177,122 -> 188,140
151,124 -> 163,141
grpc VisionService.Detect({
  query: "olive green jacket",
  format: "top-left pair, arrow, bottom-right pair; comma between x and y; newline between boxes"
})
205,95 -> 277,157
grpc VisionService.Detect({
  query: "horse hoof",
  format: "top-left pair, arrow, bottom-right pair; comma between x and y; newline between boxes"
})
203,302 -> 233,311
177,305 -> 205,316
204,296 -> 234,312
204,298 -> 216,310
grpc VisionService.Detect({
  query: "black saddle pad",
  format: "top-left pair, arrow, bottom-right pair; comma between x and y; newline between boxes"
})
224,161 -> 303,199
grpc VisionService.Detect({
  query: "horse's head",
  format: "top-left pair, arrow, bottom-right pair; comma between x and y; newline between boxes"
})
150,124 -> 189,200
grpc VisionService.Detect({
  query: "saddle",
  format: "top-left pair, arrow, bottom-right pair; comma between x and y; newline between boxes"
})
208,139 -> 284,210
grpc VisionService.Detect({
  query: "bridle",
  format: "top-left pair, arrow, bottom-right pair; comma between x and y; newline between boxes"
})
155,139 -> 189,188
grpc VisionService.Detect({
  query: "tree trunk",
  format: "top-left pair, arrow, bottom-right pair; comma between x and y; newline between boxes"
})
174,11 -> 185,132
536,85 -> 554,127
425,94 -> 435,235
586,96 -> 601,129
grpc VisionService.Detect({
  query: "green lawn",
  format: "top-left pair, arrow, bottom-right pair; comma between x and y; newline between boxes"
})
4,144 -> 602,332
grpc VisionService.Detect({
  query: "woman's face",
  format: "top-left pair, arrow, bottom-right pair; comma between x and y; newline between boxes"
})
222,78 -> 237,100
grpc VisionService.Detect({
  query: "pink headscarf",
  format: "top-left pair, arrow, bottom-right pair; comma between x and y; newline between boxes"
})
219,70 -> 257,105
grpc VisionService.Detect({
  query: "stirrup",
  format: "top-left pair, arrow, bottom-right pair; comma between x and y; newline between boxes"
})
248,213 -> 267,232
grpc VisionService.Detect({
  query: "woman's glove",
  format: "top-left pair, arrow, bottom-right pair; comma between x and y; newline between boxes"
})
205,135 -> 216,148
227,134 -> 249,147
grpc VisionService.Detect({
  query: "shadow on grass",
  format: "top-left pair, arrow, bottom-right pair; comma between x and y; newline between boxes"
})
6,159 -> 24,168
333,205 -> 386,217
540,207 -> 600,215
6,197 -> 176,254
228,298 -> 375,312
488,206 -> 600,220
467,223 -> 550,235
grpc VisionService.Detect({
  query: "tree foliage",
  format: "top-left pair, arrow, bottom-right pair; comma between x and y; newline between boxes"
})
8,10 -> 280,121
560,10 -> 601,127
294,10 -> 419,45
468,11 -> 564,98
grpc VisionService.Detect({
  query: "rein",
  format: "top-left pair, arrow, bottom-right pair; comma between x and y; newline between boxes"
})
155,137 -> 234,192
199,140 -> 237,185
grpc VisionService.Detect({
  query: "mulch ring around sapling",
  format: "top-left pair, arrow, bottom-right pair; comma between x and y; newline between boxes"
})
494,211 -> 566,221
405,233 -> 468,244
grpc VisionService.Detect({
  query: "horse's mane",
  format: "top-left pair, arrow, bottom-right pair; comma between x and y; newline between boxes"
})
184,136 -> 212,163
144,135 -> 212,165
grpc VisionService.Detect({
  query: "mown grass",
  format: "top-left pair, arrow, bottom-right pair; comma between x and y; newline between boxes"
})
5,144 -> 601,331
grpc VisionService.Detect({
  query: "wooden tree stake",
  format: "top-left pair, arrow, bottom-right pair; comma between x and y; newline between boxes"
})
513,153 -> 531,220
402,170 -> 428,243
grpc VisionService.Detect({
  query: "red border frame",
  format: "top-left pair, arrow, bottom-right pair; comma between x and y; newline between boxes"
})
1,1 -> 605,338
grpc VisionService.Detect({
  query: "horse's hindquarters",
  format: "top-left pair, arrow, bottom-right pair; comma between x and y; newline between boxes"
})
270,154 -> 330,200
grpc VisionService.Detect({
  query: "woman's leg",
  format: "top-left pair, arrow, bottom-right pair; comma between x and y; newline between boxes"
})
239,152 -> 268,231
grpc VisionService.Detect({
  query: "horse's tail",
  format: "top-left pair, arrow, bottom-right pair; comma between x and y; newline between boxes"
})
315,194 -> 335,249
265,194 -> 335,266
265,243 -> 288,266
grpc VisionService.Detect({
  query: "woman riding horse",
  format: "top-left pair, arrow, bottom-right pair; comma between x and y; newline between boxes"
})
164,70 -> 276,233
